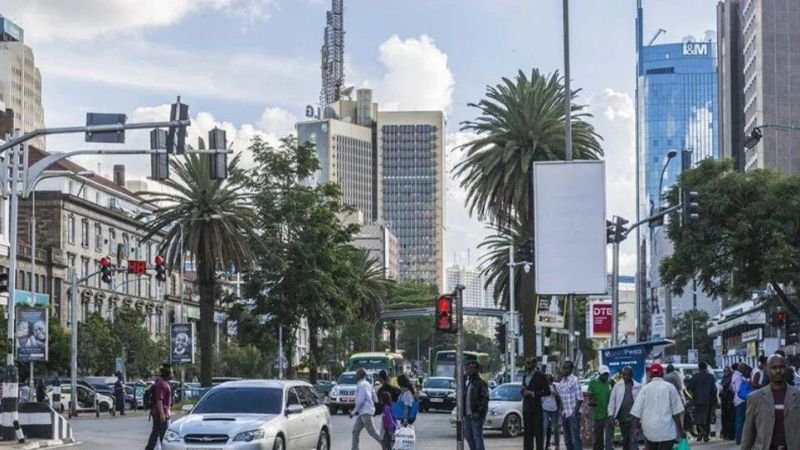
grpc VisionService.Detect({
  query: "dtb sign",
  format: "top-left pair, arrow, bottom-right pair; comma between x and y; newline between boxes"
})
683,42 -> 708,56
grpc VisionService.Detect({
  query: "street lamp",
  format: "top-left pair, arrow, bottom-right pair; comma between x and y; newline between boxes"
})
656,149 -> 678,210
506,246 -> 532,383
744,124 -> 800,150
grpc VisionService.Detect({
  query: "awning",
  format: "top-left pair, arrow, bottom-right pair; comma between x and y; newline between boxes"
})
708,310 -> 766,336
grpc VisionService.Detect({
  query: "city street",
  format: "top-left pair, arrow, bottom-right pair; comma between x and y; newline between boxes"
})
67,410 -> 740,450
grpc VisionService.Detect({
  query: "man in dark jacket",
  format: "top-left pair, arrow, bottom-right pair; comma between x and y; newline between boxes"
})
687,361 -> 717,442
522,357 -> 551,450
463,361 -> 489,450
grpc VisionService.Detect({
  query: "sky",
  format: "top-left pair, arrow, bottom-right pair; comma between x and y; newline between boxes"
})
0,0 -> 718,276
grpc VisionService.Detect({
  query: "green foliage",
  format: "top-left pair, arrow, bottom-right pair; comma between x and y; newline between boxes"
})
138,152 -> 256,386
660,159 -> 800,316
216,342 -> 269,379
111,307 -> 167,378
671,309 -> 715,366
78,313 -> 120,375
45,317 -> 70,375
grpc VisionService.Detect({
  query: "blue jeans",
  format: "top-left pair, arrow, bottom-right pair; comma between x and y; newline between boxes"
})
464,416 -> 485,450
735,402 -> 746,445
563,413 -> 583,450
544,410 -> 560,447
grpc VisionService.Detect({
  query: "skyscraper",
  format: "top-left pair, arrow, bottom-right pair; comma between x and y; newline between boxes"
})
320,0 -> 345,111
446,265 -> 496,336
717,0 -> 746,170
0,16 -> 44,149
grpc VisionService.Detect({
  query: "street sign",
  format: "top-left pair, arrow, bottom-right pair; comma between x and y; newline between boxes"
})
127,260 -> 147,275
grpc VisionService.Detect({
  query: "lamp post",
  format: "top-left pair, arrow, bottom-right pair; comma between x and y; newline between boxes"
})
507,245 -> 531,383
655,150 -> 678,338
656,150 -> 679,208
744,124 -> 800,150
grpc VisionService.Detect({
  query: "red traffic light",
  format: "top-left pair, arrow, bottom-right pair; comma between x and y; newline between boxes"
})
777,311 -> 786,325
100,257 -> 111,267
154,255 -> 165,266
435,295 -> 456,333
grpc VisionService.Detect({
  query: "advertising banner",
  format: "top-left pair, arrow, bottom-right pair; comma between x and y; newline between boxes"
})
16,307 -> 47,361
14,290 -> 49,308
535,296 -> 566,329
592,301 -> 613,338
170,323 -> 195,365
601,345 -> 648,383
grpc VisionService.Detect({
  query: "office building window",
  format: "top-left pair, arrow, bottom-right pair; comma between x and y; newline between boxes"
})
95,224 -> 103,251
81,219 -> 89,248
81,257 -> 89,280
109,228 -> 116,253
67,215 -> 75,244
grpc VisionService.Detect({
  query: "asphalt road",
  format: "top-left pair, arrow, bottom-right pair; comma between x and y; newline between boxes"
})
67,410 -> 739,450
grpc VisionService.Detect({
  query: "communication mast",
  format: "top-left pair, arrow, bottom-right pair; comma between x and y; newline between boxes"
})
320,0 -> 345,112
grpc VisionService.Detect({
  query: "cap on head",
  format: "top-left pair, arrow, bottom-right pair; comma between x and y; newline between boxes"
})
598,365 -> 610,375
649,363 -> 665,377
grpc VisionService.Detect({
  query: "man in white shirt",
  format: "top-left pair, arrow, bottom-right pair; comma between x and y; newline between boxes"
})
631,363 -> 686,450
350,368 -> 382,450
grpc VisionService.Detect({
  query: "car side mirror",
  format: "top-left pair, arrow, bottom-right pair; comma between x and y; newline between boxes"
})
181,404 -> 194,413
286,404 -> 303,415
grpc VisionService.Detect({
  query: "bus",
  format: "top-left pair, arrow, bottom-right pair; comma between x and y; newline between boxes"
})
431,350 -> 490,380
347,352 -> 405,382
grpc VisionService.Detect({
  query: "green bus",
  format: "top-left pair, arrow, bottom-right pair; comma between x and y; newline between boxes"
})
347,352 -> 405,383
431,350 -> 490,380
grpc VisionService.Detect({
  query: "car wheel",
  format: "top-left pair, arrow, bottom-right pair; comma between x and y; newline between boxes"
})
99,402 -> 109,412
502,413 -> 522,437
316,428 -> 330,450
272,435 -> 285,450
126,400 -> 135,410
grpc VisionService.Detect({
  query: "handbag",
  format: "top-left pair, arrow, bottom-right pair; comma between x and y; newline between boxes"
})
393,425 -> 416,450
673,438 -> 690,450
392,399 -> 419,421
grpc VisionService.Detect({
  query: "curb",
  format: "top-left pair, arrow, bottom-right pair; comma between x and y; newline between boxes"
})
16,439 -> 79,450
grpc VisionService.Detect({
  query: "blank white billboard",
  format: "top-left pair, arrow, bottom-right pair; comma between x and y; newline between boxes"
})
534,161 -> 607,295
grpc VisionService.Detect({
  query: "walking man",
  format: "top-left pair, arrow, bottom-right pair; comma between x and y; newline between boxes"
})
741,354 -> 800,450
521,357 -> 550,450
664,364 -> 685,404
720,365 -> 735,440
588,365 -> 614,450
463,361 -> 489,450
114,371 -> 126,416
608,366 -> 641,450
631,363 -> 686,450
687,361 -> 717,442
732,362 -> 751,445
350,368 -> 382,450
560,360 -> 583,450
145,365 -> 173,450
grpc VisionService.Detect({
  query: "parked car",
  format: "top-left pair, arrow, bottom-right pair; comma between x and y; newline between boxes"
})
48,384 -> 115,416
314,381 -> 336,400
450,382 -> 524,437
162,380 -> 331,450
328,371 -> 372,415
419,377 -> 456,412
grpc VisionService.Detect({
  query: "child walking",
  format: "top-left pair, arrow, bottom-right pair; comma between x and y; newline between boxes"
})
380,391 -> 397,450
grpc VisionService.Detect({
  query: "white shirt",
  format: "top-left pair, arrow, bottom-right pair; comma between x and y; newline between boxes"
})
630,377 -> 684,443
731,371 -> 745,407
353,379 -> 376,416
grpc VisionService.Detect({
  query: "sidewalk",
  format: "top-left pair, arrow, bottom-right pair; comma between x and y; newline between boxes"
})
0,439 -> 77,450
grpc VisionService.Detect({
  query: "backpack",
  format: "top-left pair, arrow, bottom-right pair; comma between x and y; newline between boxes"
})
142,386 -> 154,410
736,379 -> 751,401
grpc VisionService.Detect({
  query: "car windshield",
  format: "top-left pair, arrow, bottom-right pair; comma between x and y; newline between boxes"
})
490,385 -> 522,402
192,387 -> 283,415
424,379 -> 454,389
337,374 -> 359,385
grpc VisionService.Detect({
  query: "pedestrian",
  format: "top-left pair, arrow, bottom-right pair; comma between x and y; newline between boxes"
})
145,364 -> 173,450
732,362 -> 751,445
751,355 -> 768,389
35,379 -> 47,403
350,368 -> 382,450
379,391 -> 397,450
664,364 -> 685,404
588,365 -> 614,450
19,379 -> 30,404
521,357 -> 550,450
559,360 -> 583,450
396,374 -> 417,426
686,361 -> 717,442
114,371 -> 126,416
631,363 -> 687,450
608,366 -> 641,450
740,354 -> 800,450
376,370 -> 400,410
720,365 -> 735,440
462,360 -> 489,450
542,373 -> 561,450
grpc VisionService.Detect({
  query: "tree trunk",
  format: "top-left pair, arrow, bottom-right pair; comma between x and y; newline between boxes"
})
198,260 -> 216,387
770,281 -> 800,319
520,215 -> 537,361
309,325 -> 319,384
390,320 -> 397,352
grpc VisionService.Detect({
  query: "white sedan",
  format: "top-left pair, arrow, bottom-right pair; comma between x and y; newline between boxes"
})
450,382 -> 524,437
162,380 -> 331,450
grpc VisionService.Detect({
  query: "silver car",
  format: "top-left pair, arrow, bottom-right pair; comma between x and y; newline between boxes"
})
162,380 -> 331,450
450,382 -> 524,437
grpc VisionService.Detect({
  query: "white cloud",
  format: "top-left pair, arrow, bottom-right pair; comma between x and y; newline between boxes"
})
375,35 -> 455,113
258,107 -> 298,137
4,0 -> 276,42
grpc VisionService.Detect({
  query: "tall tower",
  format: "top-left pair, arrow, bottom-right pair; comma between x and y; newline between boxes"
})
320,0 -> 345,112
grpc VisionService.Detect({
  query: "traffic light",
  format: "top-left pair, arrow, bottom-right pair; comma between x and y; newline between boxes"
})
150,128 -> 169,181
516,238 -> 534,261
495,322 -> 507,353
100,257 -> 113,284
167,96 -> 189,155
435,295 -> 456,333
154,255 -> 167,282
614,216 -> 629,244
208,128 -> 228,180
606,220 -> 616,244
776,311 -> 786,328
682,189 -> 700,226
0,272 -> 7,293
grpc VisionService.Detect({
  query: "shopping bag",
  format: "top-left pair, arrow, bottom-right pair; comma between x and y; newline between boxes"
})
393,425 -> 416,450
673,438 -> 690,450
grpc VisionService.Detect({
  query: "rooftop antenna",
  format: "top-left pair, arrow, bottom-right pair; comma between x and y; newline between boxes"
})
647,28 -> 666,46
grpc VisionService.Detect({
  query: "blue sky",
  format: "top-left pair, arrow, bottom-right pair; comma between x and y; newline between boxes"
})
2,0 -> 718,273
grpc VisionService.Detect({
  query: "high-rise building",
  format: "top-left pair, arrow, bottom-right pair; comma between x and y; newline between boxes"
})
736,0 -> 800,172
445,265 -> 496,336
380,111 -> 445,289
717,0 -> 746,171
0,16 -> 45,149
320,0 -> 345,111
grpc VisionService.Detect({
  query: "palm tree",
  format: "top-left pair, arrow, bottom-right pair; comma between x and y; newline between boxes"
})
454,69 -> 603,358
345,246 -> 392,322
138,153 -> 256,387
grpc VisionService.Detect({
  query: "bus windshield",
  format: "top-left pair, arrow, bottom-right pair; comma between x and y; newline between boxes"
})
348,357 -> 389,371
433,351 -> 489,378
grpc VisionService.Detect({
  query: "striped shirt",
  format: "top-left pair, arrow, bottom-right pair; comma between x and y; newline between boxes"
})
559,374 -> 582,418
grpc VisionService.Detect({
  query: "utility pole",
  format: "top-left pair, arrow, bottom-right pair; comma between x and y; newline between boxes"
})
69,268 -> 78,418
562,0 -> 576,363
611,237 -> 620,346
507,246 -> 516,382
454,285 -> 465,450
278,326 -> 284,380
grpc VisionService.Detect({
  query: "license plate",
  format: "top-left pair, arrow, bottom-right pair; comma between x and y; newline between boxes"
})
342,397 -> 354,402
188,448 -> 223,450
431,398 -> 444,403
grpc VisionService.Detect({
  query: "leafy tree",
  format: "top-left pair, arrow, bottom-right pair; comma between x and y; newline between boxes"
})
111,307 -> 167,378
78,313 -> 120,375
660,159 -> 800,318
672,309 -> 715,366
216,342 -> 269,379
46,317 -> 70,375
454,69 -> 603,356
139,153 -> 256,386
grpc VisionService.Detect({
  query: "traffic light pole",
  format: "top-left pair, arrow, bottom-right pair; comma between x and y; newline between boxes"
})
454,284 -> 465,450
611,239 -> 620,346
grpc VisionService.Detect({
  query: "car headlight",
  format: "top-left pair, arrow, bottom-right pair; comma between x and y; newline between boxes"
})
163,430 -> 181,442
331,387 -> 340,397
488,408 -> 498,416
233,429 -> 265,442
420,391 -> 428,398
447,392 -> 455,398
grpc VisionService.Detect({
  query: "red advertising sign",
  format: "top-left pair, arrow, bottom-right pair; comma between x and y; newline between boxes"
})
592,302 -> 613,337
127,260 -> 147,275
